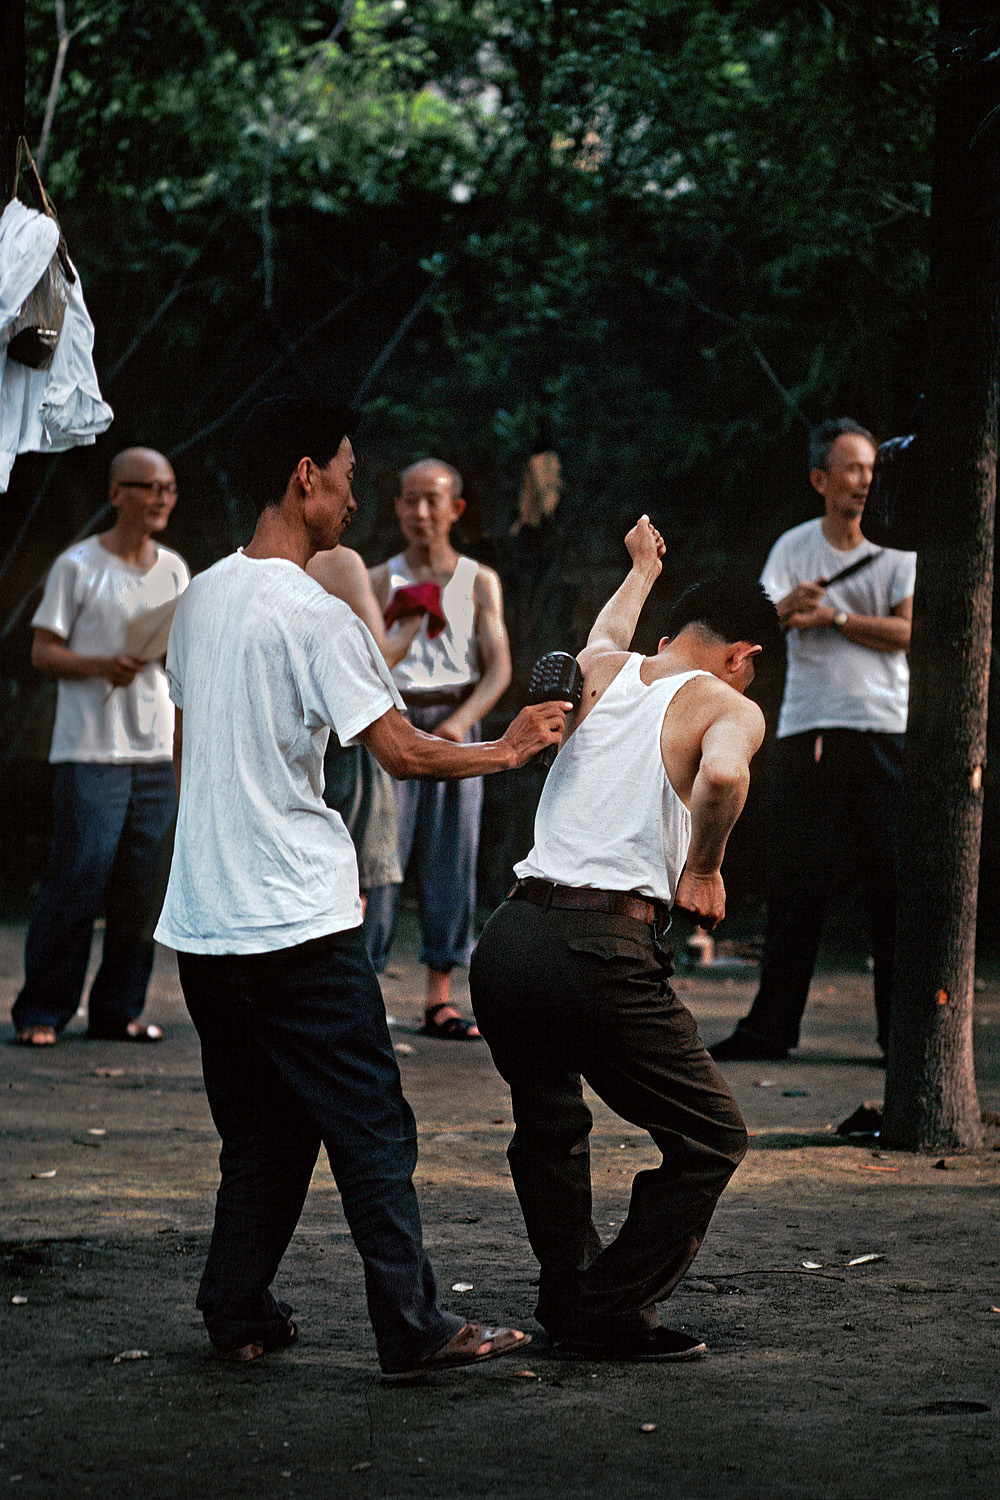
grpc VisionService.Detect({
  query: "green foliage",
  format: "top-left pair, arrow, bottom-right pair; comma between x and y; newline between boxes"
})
13,0 -> 935,568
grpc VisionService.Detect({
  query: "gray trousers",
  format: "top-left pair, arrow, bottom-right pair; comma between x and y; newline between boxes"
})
365,700 -> 482,973
470,897 -> 747,1339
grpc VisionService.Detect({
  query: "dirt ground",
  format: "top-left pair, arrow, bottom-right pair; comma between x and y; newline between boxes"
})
3,910 -> 1000,1500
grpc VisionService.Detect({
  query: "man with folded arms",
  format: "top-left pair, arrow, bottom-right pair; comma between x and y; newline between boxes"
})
12,447 -> 188,1046
154,397 -> 569,1379
471,518 -> 782,1362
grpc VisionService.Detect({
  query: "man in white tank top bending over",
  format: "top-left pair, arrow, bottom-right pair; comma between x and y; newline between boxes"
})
368,460 -> 512,1039
471,518 -> 783,1362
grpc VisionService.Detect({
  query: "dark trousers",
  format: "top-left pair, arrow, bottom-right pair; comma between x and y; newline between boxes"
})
177,927 -> 462,1371
470,899 -> 747,1338
12,761 -> 176,1035
738,728 -> 904,1052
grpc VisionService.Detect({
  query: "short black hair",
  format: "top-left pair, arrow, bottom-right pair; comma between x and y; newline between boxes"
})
809,417 -> 875,474
230,396 -> 356,515
665,576 -> 783,658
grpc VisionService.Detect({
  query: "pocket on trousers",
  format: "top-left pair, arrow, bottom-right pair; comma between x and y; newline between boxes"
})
566,935 -> 652,964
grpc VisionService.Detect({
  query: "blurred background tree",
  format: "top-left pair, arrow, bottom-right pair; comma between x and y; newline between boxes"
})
2,0 -> 946,921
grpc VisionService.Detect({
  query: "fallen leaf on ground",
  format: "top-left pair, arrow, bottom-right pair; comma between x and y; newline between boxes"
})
30,1170 -> 56,1179
451,1282 -> 474,1292
351,1462 -> 371,1473
11,1295 -> 28,1305
801,1261 -> 823,1270
639,1423 -> 657,1433
112,1349 -> 149,1363
87,1128 -> 106,1136
393,1043 -> 414,1056
846,1254 -> 885,1266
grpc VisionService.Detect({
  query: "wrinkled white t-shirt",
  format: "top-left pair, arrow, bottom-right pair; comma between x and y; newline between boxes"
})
762,518 -> 916,737
32,535 -> 189,762
155,550 -> 404,955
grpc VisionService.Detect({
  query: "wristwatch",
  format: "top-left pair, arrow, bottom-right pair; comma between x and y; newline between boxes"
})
832,609 -> 849,630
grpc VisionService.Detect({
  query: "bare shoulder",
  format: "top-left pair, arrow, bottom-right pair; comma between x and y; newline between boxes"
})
471,560 -> 504,605
571,649 -> 631,731
307,546 -> 367,598
668,674 -> 765,742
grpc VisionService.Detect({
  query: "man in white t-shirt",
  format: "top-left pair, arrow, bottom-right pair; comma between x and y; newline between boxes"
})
12,447 -> 188,1046
711,418 -> 917,1063
155,396 -> 568,1379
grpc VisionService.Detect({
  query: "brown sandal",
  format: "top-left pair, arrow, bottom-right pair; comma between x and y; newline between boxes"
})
381,1322 -> 530,1383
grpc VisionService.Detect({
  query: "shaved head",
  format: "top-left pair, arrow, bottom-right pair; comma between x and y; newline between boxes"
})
398,458 -> 463,499
109,447 -> 171,485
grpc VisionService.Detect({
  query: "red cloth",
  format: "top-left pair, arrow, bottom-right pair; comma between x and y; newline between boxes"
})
384,582 -> 447,639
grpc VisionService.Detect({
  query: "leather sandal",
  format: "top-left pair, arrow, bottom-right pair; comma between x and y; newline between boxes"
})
419,1003 -> 481,1041
381,1322 -> 529,1383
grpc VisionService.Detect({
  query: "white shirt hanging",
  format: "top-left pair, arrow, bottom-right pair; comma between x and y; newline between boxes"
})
0,199 -> 113,492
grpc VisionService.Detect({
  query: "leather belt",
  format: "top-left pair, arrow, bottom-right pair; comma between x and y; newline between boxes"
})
508,877 -> 669,930
402,684 -> 475,709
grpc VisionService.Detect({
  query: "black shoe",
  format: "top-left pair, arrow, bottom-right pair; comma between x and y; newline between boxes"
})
550,1327 -> 707,1363
708,1030 -> 789,1062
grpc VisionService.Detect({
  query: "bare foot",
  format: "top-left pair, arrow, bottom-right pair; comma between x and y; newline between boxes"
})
16,1026 -> 57,1046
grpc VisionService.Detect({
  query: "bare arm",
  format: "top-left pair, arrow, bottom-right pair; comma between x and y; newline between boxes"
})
172,709 -> 182,801
31,626 -> 145,687
577,516 -> 665,674
435,566 -> 512,742
308,548 -> 421,668
360,699 -> 570,779
784,591 -> 912,651
673,696 -> 766,928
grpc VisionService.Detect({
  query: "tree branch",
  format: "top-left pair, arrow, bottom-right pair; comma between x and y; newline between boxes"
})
36,1 -> 94,175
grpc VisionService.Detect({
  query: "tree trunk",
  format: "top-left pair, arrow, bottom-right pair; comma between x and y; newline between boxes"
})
1,0 -> 26,205
882,3 -> 1000,1151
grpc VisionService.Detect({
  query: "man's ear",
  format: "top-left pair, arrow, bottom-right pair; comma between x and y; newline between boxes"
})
809,466 -> 828,498
294,457 -> 313,493
656,636 -> 671,655
728,642 -> 762,674
451,496 -> 467,521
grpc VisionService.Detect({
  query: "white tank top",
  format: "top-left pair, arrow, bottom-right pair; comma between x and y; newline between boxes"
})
386,553 -> 480,695
514,657 -> 711,905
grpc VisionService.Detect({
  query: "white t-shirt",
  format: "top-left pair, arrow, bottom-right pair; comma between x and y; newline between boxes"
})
31,534 -> 189,762
154,551 -> 404,956
761,518 -> 917,737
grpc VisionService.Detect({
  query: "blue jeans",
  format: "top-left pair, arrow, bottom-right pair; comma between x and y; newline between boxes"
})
177,927 -> 462,1371
12,761 -> 176,1036
365,701 -> 482,973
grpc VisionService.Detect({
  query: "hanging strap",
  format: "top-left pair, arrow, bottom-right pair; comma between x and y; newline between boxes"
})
14,136 -> 76,284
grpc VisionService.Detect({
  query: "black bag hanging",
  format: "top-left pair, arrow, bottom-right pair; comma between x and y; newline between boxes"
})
4,137 -> 76,371
861,395 -> 925,552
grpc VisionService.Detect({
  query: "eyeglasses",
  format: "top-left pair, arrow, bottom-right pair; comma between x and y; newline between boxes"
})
118,480 -> 178,496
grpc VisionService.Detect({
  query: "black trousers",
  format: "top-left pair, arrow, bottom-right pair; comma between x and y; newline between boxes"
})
738,728 -> 904,1052
470,899 -> 747,1339
177,927 -> 462,1371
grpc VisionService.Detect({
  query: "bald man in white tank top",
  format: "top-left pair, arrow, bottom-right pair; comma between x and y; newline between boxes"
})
471,519 -> 783,1363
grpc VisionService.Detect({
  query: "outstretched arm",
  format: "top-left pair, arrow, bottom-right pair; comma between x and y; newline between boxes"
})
674,696 -> 765,928
577,516 -> 665,671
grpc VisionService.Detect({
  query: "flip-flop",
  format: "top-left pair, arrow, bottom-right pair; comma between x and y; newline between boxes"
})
381,1323 -> 530,1384
419,1004 -> 481,1041
218,1317 -> 298,1364
86,1023 -> 163,1043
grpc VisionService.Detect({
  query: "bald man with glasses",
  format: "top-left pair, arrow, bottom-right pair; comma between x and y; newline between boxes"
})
12,448 -> 190,1045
